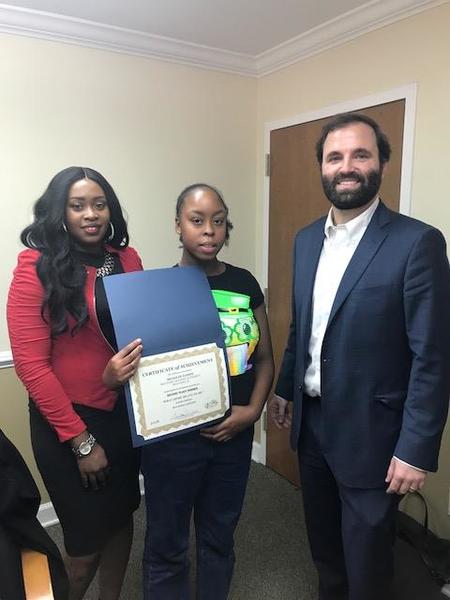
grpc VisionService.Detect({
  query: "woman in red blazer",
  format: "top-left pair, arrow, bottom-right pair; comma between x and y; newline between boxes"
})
7,167 -> 143,600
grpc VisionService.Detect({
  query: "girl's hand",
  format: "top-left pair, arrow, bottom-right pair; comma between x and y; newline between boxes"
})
103,338 -> 143,389
200,405 -> 258,442
76,443 -> 110,490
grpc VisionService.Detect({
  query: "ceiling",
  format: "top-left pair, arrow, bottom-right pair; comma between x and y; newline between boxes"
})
0,0 -> 445,76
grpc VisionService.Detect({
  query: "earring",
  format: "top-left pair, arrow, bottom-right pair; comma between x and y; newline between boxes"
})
62,223 -> 68,233
26,231 -> 36,247
107,222 -> 115,241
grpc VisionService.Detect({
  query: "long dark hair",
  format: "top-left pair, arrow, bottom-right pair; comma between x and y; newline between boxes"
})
21,167 -> 129,337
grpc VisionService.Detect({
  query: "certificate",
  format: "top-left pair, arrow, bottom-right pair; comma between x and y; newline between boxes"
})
103,266 -> 232,446
130,343 -> 230,441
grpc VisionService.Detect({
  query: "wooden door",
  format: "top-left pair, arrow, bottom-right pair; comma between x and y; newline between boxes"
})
266,101 -> 405,486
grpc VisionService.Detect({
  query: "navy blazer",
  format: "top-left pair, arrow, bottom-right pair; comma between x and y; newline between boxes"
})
275,201 -> 450,488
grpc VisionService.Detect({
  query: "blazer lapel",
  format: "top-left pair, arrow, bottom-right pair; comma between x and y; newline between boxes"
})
327,201 -> 393,328
298,220 -> 325,352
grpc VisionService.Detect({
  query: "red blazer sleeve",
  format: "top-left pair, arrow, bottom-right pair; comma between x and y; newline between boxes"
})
116,245 -> 144,272
6,250 -> 86,442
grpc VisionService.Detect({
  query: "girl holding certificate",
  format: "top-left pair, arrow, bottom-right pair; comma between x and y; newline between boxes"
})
7,167 -> 143,600
142,183 -> 274,599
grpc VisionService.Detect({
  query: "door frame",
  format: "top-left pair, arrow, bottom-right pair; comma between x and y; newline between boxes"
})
257,83 -> 417,465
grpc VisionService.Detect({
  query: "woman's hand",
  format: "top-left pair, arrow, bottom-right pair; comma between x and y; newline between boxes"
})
200,405 -> 258,442
76,444 -> 110,490
70,431 -> 110,490
103,338 -> 143,389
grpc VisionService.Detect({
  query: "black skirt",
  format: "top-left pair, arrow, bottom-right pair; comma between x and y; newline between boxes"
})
29,397 -> 141,557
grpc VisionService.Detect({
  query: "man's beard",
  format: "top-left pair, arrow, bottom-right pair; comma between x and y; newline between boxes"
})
321,169 -> 382,210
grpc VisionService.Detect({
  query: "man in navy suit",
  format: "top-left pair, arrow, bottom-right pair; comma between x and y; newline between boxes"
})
269,112 -> 450,600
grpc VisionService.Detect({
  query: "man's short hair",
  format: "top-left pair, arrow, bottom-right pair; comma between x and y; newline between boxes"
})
316,112 -> 391,166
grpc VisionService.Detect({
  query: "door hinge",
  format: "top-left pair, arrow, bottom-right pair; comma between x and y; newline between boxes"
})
265,153 -> 270,177
263,287 -> 269,311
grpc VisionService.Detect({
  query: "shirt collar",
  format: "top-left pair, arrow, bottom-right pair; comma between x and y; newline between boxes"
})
324,197 -> 379,241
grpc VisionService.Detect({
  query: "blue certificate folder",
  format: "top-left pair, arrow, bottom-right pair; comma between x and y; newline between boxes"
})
104,266 -> 231,446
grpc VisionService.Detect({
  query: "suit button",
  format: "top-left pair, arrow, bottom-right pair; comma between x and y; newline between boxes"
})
322,358 -> 328,363
298,384 -> 303,391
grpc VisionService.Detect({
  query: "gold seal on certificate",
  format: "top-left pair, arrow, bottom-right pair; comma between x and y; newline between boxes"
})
129,343 -> 230,441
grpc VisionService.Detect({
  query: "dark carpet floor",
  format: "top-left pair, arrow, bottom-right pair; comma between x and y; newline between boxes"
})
47,462 -> 446,599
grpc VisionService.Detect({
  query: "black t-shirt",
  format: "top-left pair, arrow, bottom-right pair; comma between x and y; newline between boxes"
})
207,263 -> 264,406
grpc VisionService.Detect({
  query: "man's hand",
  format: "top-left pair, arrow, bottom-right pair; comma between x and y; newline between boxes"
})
268,394 -> 292,430
103,338 -> 143,389
385,457 -> 427,495
200,405 -> 258,442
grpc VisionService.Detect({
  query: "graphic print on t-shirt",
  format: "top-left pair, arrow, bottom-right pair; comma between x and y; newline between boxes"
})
211,289 -> 260,376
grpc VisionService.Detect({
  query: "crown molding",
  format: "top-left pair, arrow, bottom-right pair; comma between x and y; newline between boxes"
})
256,0 -> 449,76
0,4 -> 256,76
0,0 -> 447,78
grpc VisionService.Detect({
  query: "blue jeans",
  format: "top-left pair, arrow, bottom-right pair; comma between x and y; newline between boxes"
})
141,425 -> 254,600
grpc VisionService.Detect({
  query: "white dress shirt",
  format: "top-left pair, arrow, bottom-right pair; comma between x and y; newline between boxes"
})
304,199 -> 379,397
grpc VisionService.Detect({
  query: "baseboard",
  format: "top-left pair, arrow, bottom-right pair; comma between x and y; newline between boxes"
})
251,440 -> 265,464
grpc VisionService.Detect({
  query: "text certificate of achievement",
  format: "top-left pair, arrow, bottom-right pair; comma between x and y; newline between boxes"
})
103,266 -> 232,446
131,343 -> 229,441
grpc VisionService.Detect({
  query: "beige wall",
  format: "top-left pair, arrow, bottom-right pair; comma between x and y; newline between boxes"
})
0,367 -> 48,500
0,34 -> 257,352
0,32 -> 257,500
256,2 -> 450,536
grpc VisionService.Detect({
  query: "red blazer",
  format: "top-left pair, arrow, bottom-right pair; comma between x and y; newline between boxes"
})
7,246 -> 143,442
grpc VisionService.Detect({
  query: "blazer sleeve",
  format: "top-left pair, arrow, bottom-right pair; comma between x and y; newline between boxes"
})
127,246 -> 144,270
6,250 -> 86,442
117,245 -> 144,272
275,235 -> 299,402
394,227 -> 450,470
